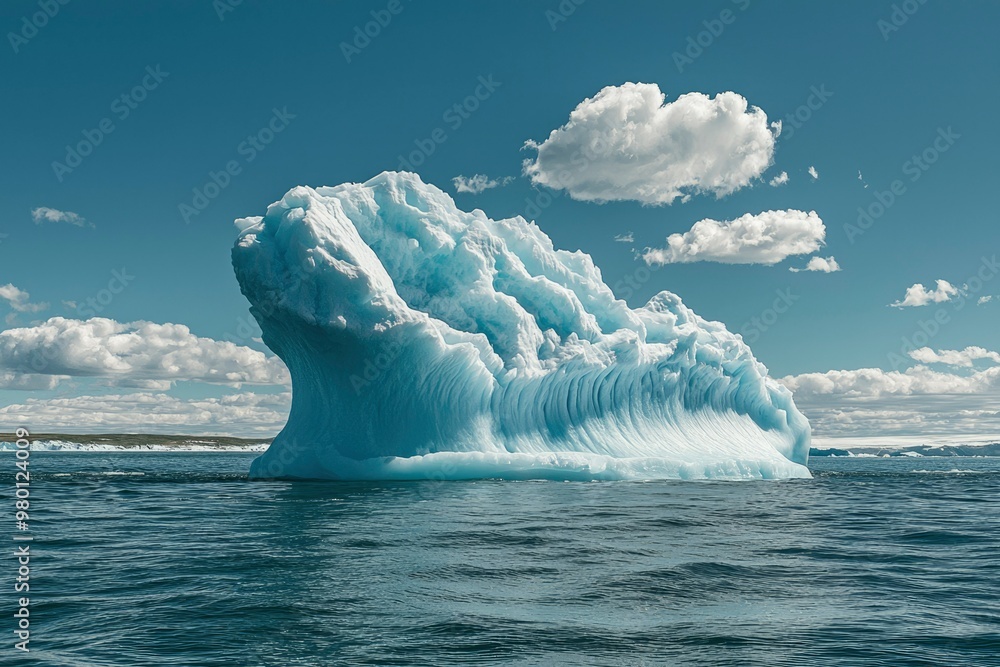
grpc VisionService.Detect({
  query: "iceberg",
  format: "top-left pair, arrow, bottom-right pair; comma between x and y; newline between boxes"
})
232,172 -> 811,480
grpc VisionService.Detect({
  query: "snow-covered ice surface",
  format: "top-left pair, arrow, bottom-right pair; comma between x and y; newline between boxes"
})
232,172 -> 811,480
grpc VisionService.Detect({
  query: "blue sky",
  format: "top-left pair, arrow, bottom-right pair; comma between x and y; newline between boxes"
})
1,1 -> 998,439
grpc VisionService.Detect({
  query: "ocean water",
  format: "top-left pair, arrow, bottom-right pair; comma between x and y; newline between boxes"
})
8,451 -> 999,666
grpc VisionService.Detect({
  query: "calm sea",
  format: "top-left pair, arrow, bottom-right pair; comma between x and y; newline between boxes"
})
6,451 -> 999,666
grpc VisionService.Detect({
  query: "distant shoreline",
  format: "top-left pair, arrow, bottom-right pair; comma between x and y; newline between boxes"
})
1,433 -> 998,457
0,433 -> 272,451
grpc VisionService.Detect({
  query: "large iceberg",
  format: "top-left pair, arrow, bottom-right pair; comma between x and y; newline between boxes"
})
233,172 -> 810,480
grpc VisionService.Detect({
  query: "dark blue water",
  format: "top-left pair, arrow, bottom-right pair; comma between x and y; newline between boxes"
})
7,452 -> 1000,666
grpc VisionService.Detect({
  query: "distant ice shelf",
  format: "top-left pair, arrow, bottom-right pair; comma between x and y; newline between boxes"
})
232,172 -> 811,480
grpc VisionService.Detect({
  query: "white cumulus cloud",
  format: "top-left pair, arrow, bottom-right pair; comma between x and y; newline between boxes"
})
0,284 -> 48,314
522,84 -> 777,205
908,346 -> 1000,368
808,166 -> 819,180
0,391 -> 291,437
790,256 -> 841,273
642,210 -> 825,266
31,207 -> 92,228
769,171 -> 789,187
979,295 -> 994,305
0,371 -> 63,390
781,365 -> 1000,398
0,317 -> 289,389
780,355 -> 1000,441
451,174 -> 513,194
890,279 -> 960,307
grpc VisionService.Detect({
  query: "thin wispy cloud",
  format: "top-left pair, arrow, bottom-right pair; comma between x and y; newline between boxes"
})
909,346 -> 1000,368
31,207 -> 93,228
0,283 -> 49,314
451,174 -> 514,194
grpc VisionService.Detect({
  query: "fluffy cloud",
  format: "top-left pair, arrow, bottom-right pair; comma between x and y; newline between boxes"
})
31,207 -> 91,228
642,210 -> 825,266
808,166 -> 819,180
790,256 -> 840,273
0,371 -> 62,390
614,232 -> 634,243
522,84 -> 777,205
0,317 -> 289,389
0,284 -> 48,314
451,174 -> 513,194
0,391 -> 290,437
769,171 -> 789,187
908,346 -> 1000,367
979,295 -> 994,305
890,279 -> 960,307
781,365 -> 1000,398
780,352 -> 1000,440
